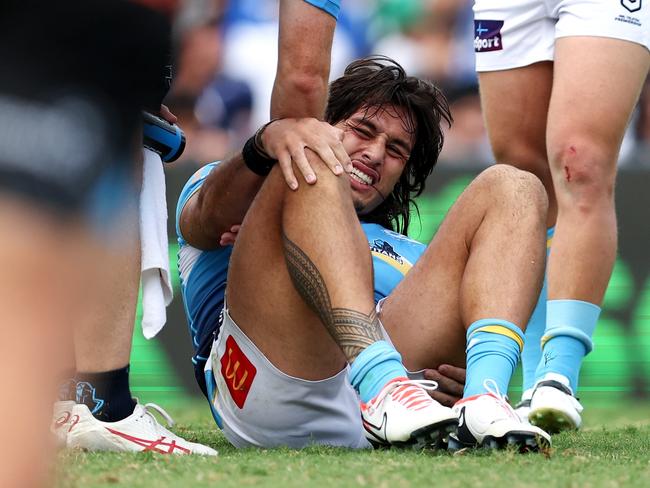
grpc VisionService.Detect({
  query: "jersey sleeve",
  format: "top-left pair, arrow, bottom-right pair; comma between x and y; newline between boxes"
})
175,161 -> 221,245
303,0 -> 341,19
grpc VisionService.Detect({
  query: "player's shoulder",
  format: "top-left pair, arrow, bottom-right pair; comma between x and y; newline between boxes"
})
187,161 -> 221,186
176,161 -> 222,242
178,162 -> 220,202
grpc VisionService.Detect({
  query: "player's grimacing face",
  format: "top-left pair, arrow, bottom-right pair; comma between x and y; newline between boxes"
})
335,105 -> 415,215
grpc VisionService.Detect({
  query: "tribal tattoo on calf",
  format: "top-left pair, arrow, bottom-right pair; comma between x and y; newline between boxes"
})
282,233 -> 383,362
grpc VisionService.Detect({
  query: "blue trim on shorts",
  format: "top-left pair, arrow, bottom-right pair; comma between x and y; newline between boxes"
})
204,369 -> 224,429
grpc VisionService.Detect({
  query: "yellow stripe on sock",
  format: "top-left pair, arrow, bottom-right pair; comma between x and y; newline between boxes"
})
541,335 -> 551,348
475,325 -> 524,351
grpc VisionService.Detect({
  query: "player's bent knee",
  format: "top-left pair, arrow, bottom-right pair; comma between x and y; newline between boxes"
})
480,165 -> 548,218
280,156 -> 352,204
306,153 -> 352,189
521,171 -> 549,220
480,163 -> 542,191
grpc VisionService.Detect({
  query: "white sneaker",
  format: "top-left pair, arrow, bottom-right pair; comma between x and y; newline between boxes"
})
529,373 -> 583,433
67,402 -> 217,455
51,400 -> 76,447
450,380 -> 551,452
361,377 -> 457,449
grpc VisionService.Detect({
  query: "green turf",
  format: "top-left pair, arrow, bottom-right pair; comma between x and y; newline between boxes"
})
56,401 -> 650,488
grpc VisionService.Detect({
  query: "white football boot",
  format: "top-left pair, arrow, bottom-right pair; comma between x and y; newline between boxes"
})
361,377 -> 458,449
51,400 -> 76,447
67,402 -> 217,455
529,373 -> 583,433
450,380 -> 551,452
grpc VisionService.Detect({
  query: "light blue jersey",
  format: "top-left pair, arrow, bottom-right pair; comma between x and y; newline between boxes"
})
176,162 -> 426,395
364,223 -> 425,301
176,162 -> 232,394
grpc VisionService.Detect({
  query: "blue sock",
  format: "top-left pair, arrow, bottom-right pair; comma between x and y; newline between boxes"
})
521,279 -> 546,391
535,299 -> 600,392
521,227 -> 554,391
349,341 -> 407,403
463,319 -> 524,398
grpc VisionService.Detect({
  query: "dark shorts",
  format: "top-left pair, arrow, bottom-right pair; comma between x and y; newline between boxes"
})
192,305 -> 225,398
0,0 -> 171,216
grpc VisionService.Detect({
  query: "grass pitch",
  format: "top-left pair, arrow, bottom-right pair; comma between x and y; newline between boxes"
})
56,401 -> 650,488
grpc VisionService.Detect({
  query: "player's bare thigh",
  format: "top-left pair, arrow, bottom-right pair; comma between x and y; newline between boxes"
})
546,37 -> 649,187
226,167 -> 346,380
478,62 -> 555,221
378,171 -> 501,371
379,165 -> 547,372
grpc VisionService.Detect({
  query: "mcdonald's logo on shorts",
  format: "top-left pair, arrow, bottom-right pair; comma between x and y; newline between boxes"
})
220,335 -> 257,409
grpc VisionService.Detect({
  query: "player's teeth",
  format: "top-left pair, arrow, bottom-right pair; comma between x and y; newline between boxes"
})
351,173 -> 367,184
351,168 -> 372,185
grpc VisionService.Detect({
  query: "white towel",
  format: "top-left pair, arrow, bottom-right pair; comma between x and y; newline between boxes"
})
139,148 -> 173,339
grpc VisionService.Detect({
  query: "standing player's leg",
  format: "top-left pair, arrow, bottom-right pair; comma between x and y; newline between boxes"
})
478,62 -> 553,410
380,164 -> 550,450
531,37 -> 650,432
55,162 -> 216,455
0,0 -> 199,481
0,201 -> 106,486
70,199 -> 140,419
0,66 -> 138,487
52,203 -> 140,445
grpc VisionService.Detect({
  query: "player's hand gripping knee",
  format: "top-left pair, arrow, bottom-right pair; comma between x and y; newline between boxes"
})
260,118 -> 352,190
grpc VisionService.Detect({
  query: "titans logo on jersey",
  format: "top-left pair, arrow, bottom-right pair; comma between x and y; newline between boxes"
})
362,222 -> 426,302
370,238 -> 412,274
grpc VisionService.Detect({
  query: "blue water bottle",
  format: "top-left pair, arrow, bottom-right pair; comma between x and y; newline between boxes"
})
142,111 -> 186,162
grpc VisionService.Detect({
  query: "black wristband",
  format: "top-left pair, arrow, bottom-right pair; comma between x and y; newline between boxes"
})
242,136 -> 277,176
242,121 -> 279,176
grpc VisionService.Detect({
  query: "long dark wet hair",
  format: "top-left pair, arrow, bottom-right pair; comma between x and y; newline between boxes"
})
325,56 -> 452,235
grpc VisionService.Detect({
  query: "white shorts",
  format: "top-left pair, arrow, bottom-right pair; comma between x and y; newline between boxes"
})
204,306 -> 371,449
473,0 -> 650,71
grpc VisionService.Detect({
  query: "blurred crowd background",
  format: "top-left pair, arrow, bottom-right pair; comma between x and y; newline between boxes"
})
166,0 -> 650,170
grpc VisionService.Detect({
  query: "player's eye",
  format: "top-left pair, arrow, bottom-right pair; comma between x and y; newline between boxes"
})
388,145 -> 407,161
352,126 -> 372,138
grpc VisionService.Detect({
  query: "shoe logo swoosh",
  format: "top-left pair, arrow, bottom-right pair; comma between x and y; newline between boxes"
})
106,428 -> 191,454
54,411 -> 71,429
458,407 -> 465,428
363,413 -> 388,442
67,414 -> 80,433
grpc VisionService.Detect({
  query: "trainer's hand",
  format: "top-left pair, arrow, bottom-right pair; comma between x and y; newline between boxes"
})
260,118 -> 352,190
423,364 -> 466,407
219,224 -> 241,247
158,104 -> 177,124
